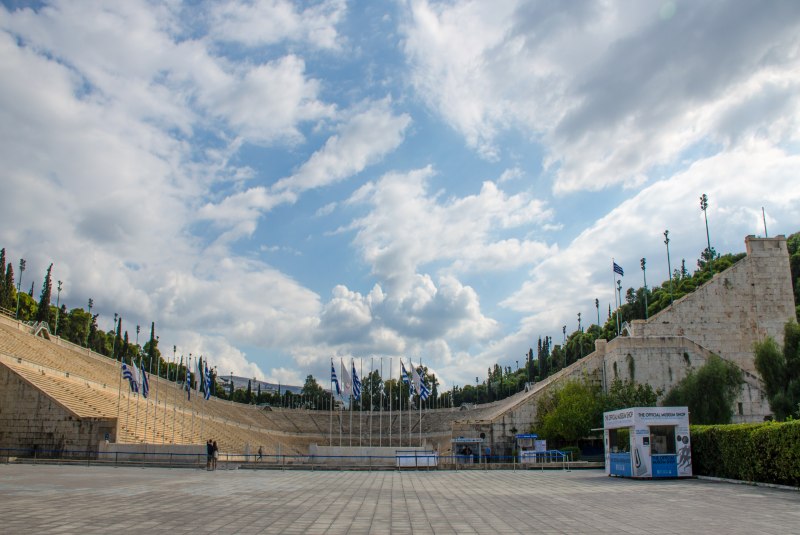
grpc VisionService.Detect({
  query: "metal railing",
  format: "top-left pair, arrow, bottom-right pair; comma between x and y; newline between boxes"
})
1,447 -> 590,471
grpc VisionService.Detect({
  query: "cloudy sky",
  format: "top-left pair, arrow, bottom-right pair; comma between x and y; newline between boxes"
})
2,0 -> 799,389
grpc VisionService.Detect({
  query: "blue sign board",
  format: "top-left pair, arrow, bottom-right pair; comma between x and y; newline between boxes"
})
651,454 -> 678,477
609,452 -> 632,477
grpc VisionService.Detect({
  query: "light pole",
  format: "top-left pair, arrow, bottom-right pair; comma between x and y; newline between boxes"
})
54,280 -> 63,335
84,298 -> 93,347
475,376 -> 479,404
641,258 -> 648,319
577,312 -> 582,332
136,324 -> 140,346
562,325 -> 567,368
112,313 -> 119,361
616,280 -> 622,331
700,193 -> 712,269
15,258 -> 25,319
664,230 -> 673,304
595,298 -> 600,327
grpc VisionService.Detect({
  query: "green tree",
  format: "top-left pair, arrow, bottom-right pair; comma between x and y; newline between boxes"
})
35,263 -> 53,324
663,354 -> 743,424
603,379 -> 661,412
535,379 -> 602,446
301,374 -> 326,399
0,248 -> 5,309
2,260 -> 14,311
754,321 -> 800,420
16,292 -> 36,321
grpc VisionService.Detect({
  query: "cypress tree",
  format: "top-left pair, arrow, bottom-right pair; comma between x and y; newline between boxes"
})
36,263 -> 54,324
0,248 -> 5,308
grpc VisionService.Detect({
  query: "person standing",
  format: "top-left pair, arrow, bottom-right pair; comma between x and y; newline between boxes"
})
212,440 -> 219,470
206,439 -> 213,471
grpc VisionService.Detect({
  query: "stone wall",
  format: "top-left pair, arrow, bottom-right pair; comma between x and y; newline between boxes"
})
458,236 -> 792,454
628,236 -> 795,375
0,362 -> 115,456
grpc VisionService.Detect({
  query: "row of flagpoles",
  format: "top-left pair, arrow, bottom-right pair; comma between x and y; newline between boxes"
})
329,357 -> 431,448
117,352 -> 215,444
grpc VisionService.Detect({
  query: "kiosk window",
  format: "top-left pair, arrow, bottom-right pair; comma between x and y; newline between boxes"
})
649,426 -> 676,454
608,428 -> 630,453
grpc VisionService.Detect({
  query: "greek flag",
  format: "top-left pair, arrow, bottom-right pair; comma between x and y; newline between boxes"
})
411,362 -> 431,401
139,359 -> 149,399
185,366 -> 192,401
351,359 -> 362,401
122,362 -> 139,393
331,359 -> 340,396
204,364 -> 212,400
613,262 -> 624,276
401,360 -> 414,395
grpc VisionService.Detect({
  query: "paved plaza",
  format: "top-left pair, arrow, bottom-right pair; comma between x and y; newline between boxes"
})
0,464 -> 798,534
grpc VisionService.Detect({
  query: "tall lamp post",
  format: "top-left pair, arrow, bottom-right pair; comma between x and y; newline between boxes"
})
54,280 -> 63,335
15,258 -> 26,319
84,298 -> 93,347
562,325 -> 567,368
700,193 -> 712,269
111,313 -> 119,361
664,230 -> 673,305
595,298 -> 600,327
641,258 -> 648,319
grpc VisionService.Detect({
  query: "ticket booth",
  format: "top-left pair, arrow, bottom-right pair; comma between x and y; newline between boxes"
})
516,434 -> 547,463
451,437 -> 482,464
603,407 -> 692,479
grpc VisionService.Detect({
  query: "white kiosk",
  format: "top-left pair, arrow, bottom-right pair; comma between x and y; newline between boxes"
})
603,407 -> 692,479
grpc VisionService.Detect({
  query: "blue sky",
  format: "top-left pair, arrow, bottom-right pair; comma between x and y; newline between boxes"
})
1,0 -> 799,389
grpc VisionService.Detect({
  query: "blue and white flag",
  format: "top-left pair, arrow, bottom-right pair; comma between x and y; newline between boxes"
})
613,262 -> 624,276
185,364 -> 192,401
204,363 -> 212,400
331,359 -> 340,396
411,362 -> 431,401
351,359 -> 362,401
122,362 -> 139,393
400,359 -> 414,395
139,359 -> 149,399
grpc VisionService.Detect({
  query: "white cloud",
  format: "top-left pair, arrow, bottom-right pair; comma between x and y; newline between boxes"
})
348,167 -> 554,291
208,0 -> 347,50
401,1 -> 800,192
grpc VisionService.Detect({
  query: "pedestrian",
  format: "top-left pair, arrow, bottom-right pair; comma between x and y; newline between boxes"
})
484,446 -> 491,464
257,445 -> 263,462
206,439 -> 213,471
212,440 -> 219,470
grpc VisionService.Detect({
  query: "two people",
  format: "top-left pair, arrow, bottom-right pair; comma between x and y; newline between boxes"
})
206,439 -> 219,470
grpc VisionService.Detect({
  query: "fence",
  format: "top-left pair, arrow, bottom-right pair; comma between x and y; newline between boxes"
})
0,446 -> 587,471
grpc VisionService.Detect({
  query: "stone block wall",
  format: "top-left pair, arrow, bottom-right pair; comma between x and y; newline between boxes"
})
628,236 -> 795,374
0,363 -> 115,456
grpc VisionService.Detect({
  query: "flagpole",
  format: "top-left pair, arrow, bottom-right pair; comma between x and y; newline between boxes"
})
116,358 -> 124,440
613,259 -> 621,336
359,358 -> 363,448
369,357 -> 373,448
190,356 -> 195,440
198,358 -> 205,442
398,358 -> 402,447
419,360 -> 423,447
389,357 -> 392,447
173,354 -> 181,445
143,361 -> 149,444
134,359 -> 141,442
125,356 -> 132,438
329,358 -> 333,448
155,352 -> 161,443
379,357 -> 383,447
162,349 -> 172,444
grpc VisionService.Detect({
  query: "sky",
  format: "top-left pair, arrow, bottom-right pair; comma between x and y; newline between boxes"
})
1,0 -> 799,390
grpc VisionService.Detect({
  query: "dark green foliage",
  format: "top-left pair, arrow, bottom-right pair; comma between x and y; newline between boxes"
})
788,232 -> 800,314
663,354 -> 744,424
754,321 -> 800,420
535,379 -> 603,446
603,378 -> 661,412
691,421 -> 800,486
3,261 -> 14,311
35,263 -> 53,324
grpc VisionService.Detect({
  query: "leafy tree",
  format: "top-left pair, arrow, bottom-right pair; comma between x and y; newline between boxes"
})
0,248 -> 5,309
16,292 -> 36,321
535,378 -> 602,446
603,378 -> 661,412
35,263 -> 53,324
301,374 -> 326,399
754,321 -> 800,420
663,354 -> 743,424
246,379 -> 252,403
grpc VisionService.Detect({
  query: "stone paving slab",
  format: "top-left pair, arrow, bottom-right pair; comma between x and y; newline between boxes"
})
0,465 -> 798,534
